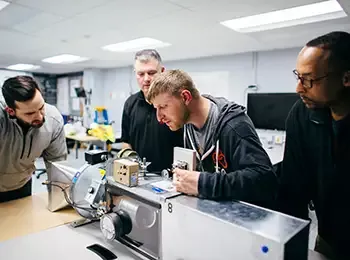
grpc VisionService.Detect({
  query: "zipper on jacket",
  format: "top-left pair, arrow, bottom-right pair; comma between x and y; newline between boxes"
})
20,133 -> 26,159
27,135 -> 33,158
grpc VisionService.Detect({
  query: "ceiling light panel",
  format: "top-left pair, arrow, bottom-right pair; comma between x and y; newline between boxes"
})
7,63 -> 40,71
220,0 -> 347,33
102,37 -> 171,52
42,54 -> 90,64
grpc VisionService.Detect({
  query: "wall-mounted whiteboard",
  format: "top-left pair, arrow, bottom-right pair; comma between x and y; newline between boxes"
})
0,70 -> 32,102
188,71 -> 230,99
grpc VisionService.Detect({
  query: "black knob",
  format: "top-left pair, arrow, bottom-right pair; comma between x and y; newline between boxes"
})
116,209 -> 132,236
101,210 -> 133,241
88,187 -> 95,194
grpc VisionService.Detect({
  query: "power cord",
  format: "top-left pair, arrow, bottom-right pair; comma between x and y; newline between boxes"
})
42,180 -> 98,214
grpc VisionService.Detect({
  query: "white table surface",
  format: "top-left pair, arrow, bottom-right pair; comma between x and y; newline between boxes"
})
0,221 -> 329,260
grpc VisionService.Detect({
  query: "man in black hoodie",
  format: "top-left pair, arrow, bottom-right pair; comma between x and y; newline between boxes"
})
277,31 -> 350,259
147,69 -> 277,208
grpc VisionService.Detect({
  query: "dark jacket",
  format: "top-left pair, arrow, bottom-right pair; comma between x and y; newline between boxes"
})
184,95 -> 278,207
121,91 -> 183,172
277,99 -> 350,258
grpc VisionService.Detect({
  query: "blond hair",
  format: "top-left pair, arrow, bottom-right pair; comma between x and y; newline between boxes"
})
147,69 -> 200,102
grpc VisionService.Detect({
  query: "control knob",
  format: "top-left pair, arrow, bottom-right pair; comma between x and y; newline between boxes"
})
100,210 -> 132,241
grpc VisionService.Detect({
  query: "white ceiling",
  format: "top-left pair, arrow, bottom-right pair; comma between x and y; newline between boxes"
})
0,0 -> 349,74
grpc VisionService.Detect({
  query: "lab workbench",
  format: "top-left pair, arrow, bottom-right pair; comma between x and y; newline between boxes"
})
0,220 -> 329,260
0,193 -> 329,260
0,192 -> 81,242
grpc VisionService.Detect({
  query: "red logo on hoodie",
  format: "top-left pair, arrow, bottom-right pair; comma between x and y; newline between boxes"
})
212,150 -> 228,169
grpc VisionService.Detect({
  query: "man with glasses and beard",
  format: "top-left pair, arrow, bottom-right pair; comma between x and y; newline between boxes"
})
0,76 -> 67,203
277,31 -> 350,259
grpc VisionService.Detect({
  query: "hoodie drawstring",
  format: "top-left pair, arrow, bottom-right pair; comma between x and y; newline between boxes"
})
202,145 -> 214,161
187,127 -> 201,161
183,124 -> 187,148
215,140 -> 219,173
27,135 -> 33,158
184,125 -> 221,173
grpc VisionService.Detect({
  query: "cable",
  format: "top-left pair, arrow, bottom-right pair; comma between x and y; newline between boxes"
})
104,158 -> 115,178
42,181 -> 98,214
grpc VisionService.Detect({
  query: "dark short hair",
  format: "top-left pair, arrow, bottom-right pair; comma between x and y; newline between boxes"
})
134,49 -> 162,63
306,31 -> 350,71
2,76 -> 41,109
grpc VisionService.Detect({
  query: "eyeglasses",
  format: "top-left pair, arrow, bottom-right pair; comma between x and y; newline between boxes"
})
293,69 -> 329,88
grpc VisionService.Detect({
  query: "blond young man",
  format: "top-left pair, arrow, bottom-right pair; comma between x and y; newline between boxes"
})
147,69 -> 277,208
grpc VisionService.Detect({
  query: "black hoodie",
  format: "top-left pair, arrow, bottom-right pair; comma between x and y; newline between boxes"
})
184,95 -> 278,207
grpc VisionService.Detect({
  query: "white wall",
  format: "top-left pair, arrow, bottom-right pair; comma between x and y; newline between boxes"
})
0,69 -> 32,102
102,66 -> 134,127
84,47 -> 301,131
256,48 -> 300,93
84,69 -> 105,109
165,52 -> 255,106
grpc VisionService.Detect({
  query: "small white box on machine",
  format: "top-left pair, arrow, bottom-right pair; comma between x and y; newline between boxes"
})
173,147 -> 196,171
113,159 -> 139,187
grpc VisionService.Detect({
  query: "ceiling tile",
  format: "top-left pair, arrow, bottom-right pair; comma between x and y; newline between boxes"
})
12,12 -> 64,33
68,29 -> 126,49
0,3 -> 39,27
338,0 -> 350,14
164,0 -> 215,9
14,0 -> 113,17
252,17 -> 350,44
0,29 -> 59,55
118,9 -> 214,41
79,0 -> 184,30
33,0 -> 183,41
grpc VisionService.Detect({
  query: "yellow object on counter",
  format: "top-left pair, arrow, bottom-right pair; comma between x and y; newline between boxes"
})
88,124 -> 115,143
95,106 -> 106,112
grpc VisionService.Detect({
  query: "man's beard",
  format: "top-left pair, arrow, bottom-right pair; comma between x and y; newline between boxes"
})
182,106 -> 190,124
16,117 -> 45,128
175,105 -> 190,129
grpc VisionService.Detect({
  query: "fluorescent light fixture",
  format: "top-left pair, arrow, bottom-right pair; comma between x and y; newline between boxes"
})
7,64 -> 40,71
0,0 -> 9,12
42,54 -> 89,64
102,37 -> 171,52
220,0 -> 347,33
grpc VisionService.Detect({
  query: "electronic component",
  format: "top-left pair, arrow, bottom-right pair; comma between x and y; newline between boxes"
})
84,179 -> 105,205
172,160 -> 188,170
113,159 -> 139,187
85,150 -> 108,165
173,147 -> 196,171
161,160 -> 189,179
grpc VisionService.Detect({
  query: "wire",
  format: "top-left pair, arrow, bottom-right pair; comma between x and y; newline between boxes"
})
104,158 -> 115,177
42,181 -> 98,214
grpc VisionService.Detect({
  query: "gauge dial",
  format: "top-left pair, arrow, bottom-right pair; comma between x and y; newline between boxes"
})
100,213 -> 118,241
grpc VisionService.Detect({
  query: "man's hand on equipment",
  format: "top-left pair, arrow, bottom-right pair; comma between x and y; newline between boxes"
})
121,142 -> 132,149
173,168 -> 200,196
